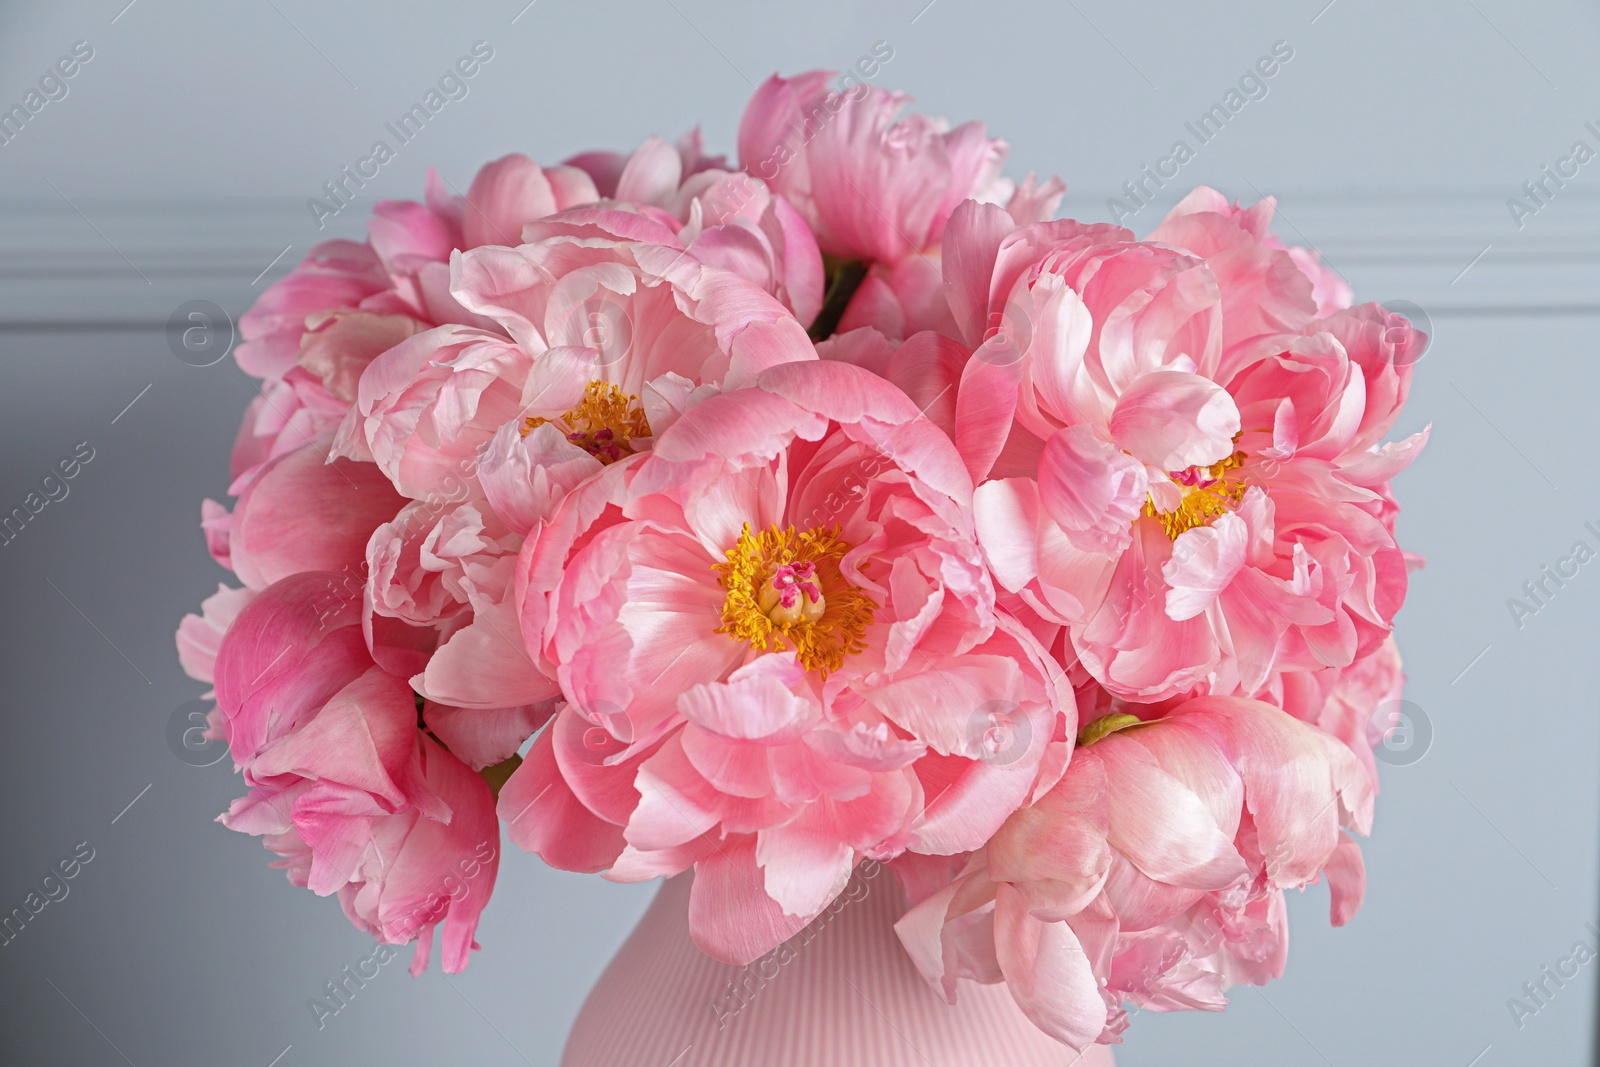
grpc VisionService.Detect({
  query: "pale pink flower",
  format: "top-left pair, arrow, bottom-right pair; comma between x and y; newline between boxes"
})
237,158 -> 596,386
224,311 -> 424,506
367,162 -> 598,328
211,154 -> 602,582
236,240 -> 392,383
230,157 -> 597,470
564,126 -> 728,201
811,326 -> 967,442
895,694 -> 1372,1050
499,359 -> 1070,964
460,153 -> 600,249
1256,634 -> 1404,791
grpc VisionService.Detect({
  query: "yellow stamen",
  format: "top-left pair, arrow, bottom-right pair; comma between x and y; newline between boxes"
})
714,523 -> 876,676
522,380 -> 651,464
1141,450 -> 1249,540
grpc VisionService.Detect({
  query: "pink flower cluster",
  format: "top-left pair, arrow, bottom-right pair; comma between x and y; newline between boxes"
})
179,71 -> 1423,1047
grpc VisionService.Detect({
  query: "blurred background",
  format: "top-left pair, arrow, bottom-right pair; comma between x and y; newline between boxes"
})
1,0 -> 1597,1063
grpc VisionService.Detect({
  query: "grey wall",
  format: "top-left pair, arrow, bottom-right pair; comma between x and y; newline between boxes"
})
1,1 -> 1598,1064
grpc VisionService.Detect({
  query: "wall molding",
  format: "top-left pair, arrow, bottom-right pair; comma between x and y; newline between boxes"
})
1,189 -> 1597,328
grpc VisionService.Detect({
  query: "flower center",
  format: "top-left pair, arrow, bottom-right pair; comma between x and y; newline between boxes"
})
1142,450 -> 1248,539
522,380 -> 651,464
714,523 -> 876,676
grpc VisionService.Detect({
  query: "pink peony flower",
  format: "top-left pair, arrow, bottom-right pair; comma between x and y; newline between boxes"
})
335,217 -> 817,507
565,126 -> 729,201
175,583 -> 257,691
212,572 -> 501,974
228,157 -> 599,483
945,193 -> 1426,700
236,240 -> 393,384
499,359 -> 1070,964
895,694 -> 1372,1050
1261,633 -> 1404,791
737,70 -> 1060,266
176,78 -> 1424,1041
224,445 -> 406,593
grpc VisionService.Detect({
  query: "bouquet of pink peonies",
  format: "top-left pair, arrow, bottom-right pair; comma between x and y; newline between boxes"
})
178,69 -> 1425,1051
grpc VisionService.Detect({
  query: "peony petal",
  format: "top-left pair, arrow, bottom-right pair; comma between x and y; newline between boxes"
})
994,883 -> 1110,1050
1108,370 -> 1240,470
688,836 -> 816,965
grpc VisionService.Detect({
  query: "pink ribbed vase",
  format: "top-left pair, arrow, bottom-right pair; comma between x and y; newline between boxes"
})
562,865 -> 1117,1066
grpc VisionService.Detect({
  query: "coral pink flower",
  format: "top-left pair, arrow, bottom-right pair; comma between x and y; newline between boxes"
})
565,126 -> 728,201
212,572 -> 501,974
895,694 -> 1372,1050
236,240 -> 393,384
1258,633 -> 1403,791
228,157 -> 598,477
499,359 -> 1070,964
337,220 -> 817,507
209,154 -> 602,578
738,70 -> 1060,266
946,193 -> 1426,700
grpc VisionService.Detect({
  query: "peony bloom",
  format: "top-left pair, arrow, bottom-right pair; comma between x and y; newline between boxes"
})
226,158 -> 599,486
174,77 -> 1423,1046
499,359 -> 1071,964
210,572 -> 501,973
334,215 -> 817,506
737,70 -> 1060,267
175,583 -> 257,693
208,154 -> 602,575
236,157 -> 598,388
895,694 -> 1372,1050
364,495 -> 560,752
223,445 -> 405,593
949,191 -> 1426,700
735,70 -> 1063,353
1262,633 -> 1404,791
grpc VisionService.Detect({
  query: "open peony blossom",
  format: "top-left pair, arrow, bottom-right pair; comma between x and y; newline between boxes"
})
500,358 -> 1071,963
176,73 -> 1422,1052
948,190 -> 1426,702
228,158 -> 598,487
334,209 -> 817,501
